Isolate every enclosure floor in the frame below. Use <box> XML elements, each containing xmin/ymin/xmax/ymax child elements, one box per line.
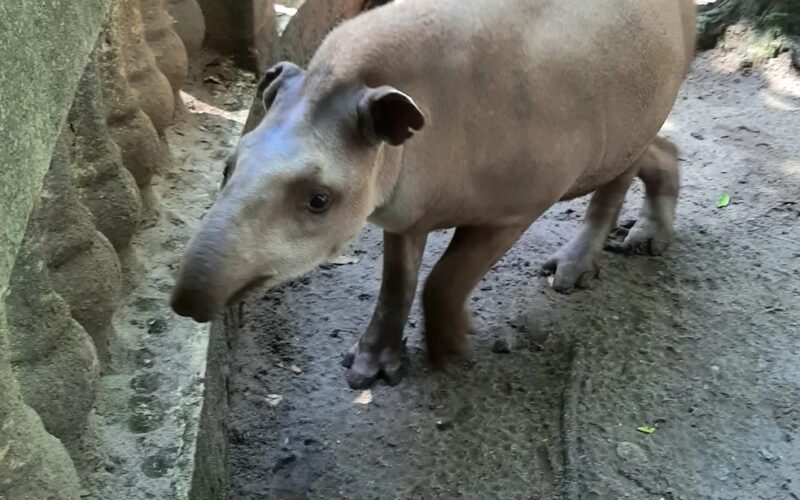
<box><xmin>216</xmin><ymin>49</ymin><xmax>800</xmax><ymax>499</ymax></box>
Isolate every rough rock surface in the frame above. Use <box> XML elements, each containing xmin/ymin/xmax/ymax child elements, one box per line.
<box><xmin>197</xmin><ymin>0</ymin><xmax>277</xmax><ymax>71</ymax></box>
<box><xmin>0</xmin><ymin>402</ymin><xmax>83</xmax><ymax>500</ymax></box>
<box><xmin>0</xmin><ymin>0</ymin><xmax>113</xmax><ymax>497</ymax></box>
<box><xmin>278</xmin><ymin>0</ymin><xmax>365</xmax><ymax>67</ymax></box>
<box><xmin>35</xmin><ymin>136</ymin><xmax>122</xmax><ymax>367</ymax></box>
<box><xmin>97</xmin><ymin>10</ymin><xmax>167</xmax><ymax>224</ymax></box>
<box><xmin>167</xmin><ymin>0</ymin><xmax>206</xmax><ymax>55</ymax></box>
<box><xmin>115</xmin><ymin>0</ymin><xmax>176</xmax><ymax>136</ymax></box>
<box><xmin>69</xmin><ymin>47</ymin><xmax>142</xmax><ymax>252</ymax></box>
<box><xmin>141</xmin><ymin>0</ymin><xmax>189</xmax><ymax>110</ymax></box>
<box><xmin>7</xmin><ymin>190</ymin><xmax>100</xmax><ymax>445</ymax></box>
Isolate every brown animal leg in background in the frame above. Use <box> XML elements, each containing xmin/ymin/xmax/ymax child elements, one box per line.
<box><xmin>616</xmin><ymin>136</ymin><xmax>681</xmax><ymax>255</ymax></box>
<box><xmin>343</xmin><ymin>231</ymin><xmax>427</xmax><ymax>389</ymax></box>
<box><xmin>543</xmin><ymin>165</ymin><xmax>639</xmax><ymax>293</ymax></box>
<box><xmin>423</xmin><ymin>225</ymin><xmax>528</xmax><ymax>368</ymax></box>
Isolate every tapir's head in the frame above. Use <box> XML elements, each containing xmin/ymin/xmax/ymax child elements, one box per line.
<box><xmin>170</xmin><ymin>62</ymin><xmax>424</xmax><ymax>322</ymax></box>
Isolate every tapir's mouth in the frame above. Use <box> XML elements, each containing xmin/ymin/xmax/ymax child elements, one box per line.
<box><xmin>226</xmin><ymin>275</ymin><xmax>272</xmax><ymax>306</ymax></box>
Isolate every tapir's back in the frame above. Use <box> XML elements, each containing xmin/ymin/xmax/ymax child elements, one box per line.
<box><xmin>310</xmin><ymin>0</ymin><xmax>694</xmax><ymax>229</ymax></box>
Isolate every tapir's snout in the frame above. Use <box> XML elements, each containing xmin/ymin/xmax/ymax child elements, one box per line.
<box><xmin>171</xmin><ymin>267</ymin><xmax>272</xmax><ymax>323</ymax></box>
<box><xmin>170</xmin><ymin>230</ymin><xmax>275</xmax><ymax>323</ymax></box>
<box><xmin>170</xmin><ymin>281</ymin><xmax>217</xmax><ymax>323</ymax></box>
<box><xmin>170</xmin><ymin>229</ymin><xmax>241</xmax><ymax>323</ymax></box>
<box><xmin>170</xmin><ymin>256</ymin><xmax>225</xmax><ymax>323</ymax></box>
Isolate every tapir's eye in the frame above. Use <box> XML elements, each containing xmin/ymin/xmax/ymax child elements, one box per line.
<box><xmin>307</xmin><ymin>192</ymin><xmax>332</xmax><ymax>213</ymax></box>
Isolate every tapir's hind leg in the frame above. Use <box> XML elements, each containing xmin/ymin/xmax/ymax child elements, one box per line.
<box><xmin>343</xmin><ymin>231</ymin><xmax>427</xmax><ymax>389</ymax></box>
<box><xmin>423</xmin><ymin>224</ymin><xmax>528</xmax><ymax>368</ymax></box>
<box><xmin>612</xmin><ymin>136</ymin><xmax>680</xmax><ymax>255</ymax></box>
<box><xmin>543</xmin><ymin>164</ymin><xmax>638</xmax><ymax>293</ymax></box>
<box><xmin>544</xmin><ymin>137</ymin><xmax>680</xmax><ymax>292</ymax></box>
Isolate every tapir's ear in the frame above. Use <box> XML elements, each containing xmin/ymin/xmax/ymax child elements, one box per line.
<box><xmin>258</xmin><ymin>61</ymin><xmax>304</xmax><ymax>110</ymax></box>
<box><xmin>357</xmin><ymin>86</ymin><xmax>425</xmax><ymax>146</ymax></box>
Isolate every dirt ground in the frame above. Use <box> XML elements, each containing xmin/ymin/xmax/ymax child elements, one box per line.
<box><xmin>185</xmin><ymin>38</ymin><xmax>800</xmax><ymax>500</ymax></box>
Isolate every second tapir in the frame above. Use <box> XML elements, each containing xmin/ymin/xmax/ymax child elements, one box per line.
<box><xmin>171</xmin><ymin>0</ymin><xmax>697</xmax><ymax>388</ymax></box>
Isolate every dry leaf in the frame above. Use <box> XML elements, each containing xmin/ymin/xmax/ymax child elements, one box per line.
<box><xmin>326</xmin><ymin>254</ymin><xmax>361</xmax><ymax>266</ymax></box>
<box><xmin>203</xmin><ymin>75</ymin><xmax>224</xmax><ymax>85</ymax></box>
<box><xmin>274</xmin><ymin>5</ymin><xmax>298</xmax><ymax>15</ymax></box>
<box><xmin>353</xmin><ymin>390</ymin><xmax>373</xmax><ymax>405</ymax></box>
<box><xmin>265</xmin><ymin>394</ymin><xmax>283</xmax><ymax>407</ymax></box>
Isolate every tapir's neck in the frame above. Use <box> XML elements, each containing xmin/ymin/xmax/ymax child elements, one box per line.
<box><xmin>370</xmin><ymin>143</ymin><xmax>404</xmax><ymax>217</ymax></box>
<box><xmin>308</xmin><ymin>0</ymin><xmax>436</xmax><ymax>232</ymax></box>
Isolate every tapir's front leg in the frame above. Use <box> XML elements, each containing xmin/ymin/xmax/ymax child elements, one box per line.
<box><xmin>342</xmin><ymin>231</ymin><xmax>427</xmax><ymax>389</ymax></box>
<box><xmin>423</xmin><ymin>225</ymin><xmax>529</xmax><ymax>367</ymax></box>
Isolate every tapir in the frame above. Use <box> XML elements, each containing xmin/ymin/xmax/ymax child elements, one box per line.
<box><xmin>171</xmin><ymin>0</ymin><xmax>697</xmax><ymax>388</ymax></box>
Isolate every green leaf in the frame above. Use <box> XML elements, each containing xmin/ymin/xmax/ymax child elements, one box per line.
<box><xmin>716</xmin><ymin>192</ymin><xmax>731</xmax><ymax>209</ymax></box>
<box><xmin>637</xmin><ymin>425</ymin><xmax>656</xmax><ymax>434</ymax></box>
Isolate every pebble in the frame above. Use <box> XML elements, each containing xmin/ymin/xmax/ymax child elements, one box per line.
<box><xmin>492</xmin><ymin>337</ymin><xmax>512</xmax><ymax>354</ymax></box>
<box><xmin>265</xmin><ymin>394</ymin><xmax>283</xmax><ymax>407</ymax></box>
<box><xmin>147</xmin><ymin>317</ymin><xmax>168</xmax><ymax>335</ymax></box>
<box><xmin>436</xmin><ymin>419</ymin><xmax>453</xmax><ymax>431</ymax></box>
<box><xmin>616</xmin><ymin>441</ymin><xmax>648</xmax><ymax>464</ymax></box>
<box><xmin>759</xmin><ymin>447</ymin><xmax>780</xmax><ymax>462</ymax></box>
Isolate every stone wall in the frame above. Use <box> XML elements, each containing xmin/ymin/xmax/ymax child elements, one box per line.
<box><xmin>0</xmin><ymin>0</ymin><xmax>190</xmax><ymax>498</ymax></box>
<box><xmin>1</xmin><ymin>1</ymin><xmax>391</xmax><ymax>498</ymax></box>
<box><xmin>0</xmin><ymin>2</ymin><xmax>112</xmax><ymax>497</ymax></box>
<box><xmin>196</xmin><ymin>0</ymin><xmax>277</xmax><ymax>71</ymax></box>
<box><xmin>240</xmin><ymin>0</ymin><xmax>387</xmax><ymax>135</ymax></box>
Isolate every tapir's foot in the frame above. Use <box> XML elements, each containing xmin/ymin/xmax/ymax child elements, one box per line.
<box><xmin>608</xmin><ymin>137</ymin><xmax>679</xmax><ymax>256</ymax></box>
<box><xmin>609</xmin><ymin>216</ymin><xmax>674</xmax><ymax>255</ymax></box>
<box><xmin>424</xmin><ymin>308</ymin><xmax>471</xmax><ymax>369</ymax></box>
<box><xmin>607</xmin><ymin>195</ymin><xmax>676</xmax><ymax>256</ymax></box>
<box><xmin>541</xmin><ymin>241</ymin><xmax>599</xmax><ymax>294</ymax></box>
<box><xmin>342</xmin><ymin>338</ymin><xmax>405</xmax><ymax>389</ymax></box>
<box><xmin>426</xmin><ymin>330</ymin><xmax>470</xmax><ymax>370</ymax></box>
<box><xmin>422</xmin><ymin>225</ymin><xmax>527</xmax><ymax>368</ymax></box>
<box><xmin>543</xmin><ymin>163</ymin><xmax>638</xmax><ymax>294</ymax></box>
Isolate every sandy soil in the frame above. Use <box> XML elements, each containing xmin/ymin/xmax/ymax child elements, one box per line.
<box><xmin>205</xmin><ymin>39</ymin><xmax>800</xmax><ymax>500</ymax></box>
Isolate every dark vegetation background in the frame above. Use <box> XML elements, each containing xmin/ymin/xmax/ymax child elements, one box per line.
<box><xmin>698</xmin><ymin>0</ymin><xmax>800</xmax><ymax>66</ymax></box>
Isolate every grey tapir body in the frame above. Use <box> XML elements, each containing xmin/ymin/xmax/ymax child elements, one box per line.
<box><xmin>171</xmin><ymin>0</ymin><xmax>697</xmax><ymax>388</ymax></box>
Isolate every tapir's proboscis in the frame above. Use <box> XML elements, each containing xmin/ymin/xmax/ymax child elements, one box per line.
<box><xmin>171</xmin><ymin>0</ymin><xmax>697</xmax><ymax>388</ymax></box>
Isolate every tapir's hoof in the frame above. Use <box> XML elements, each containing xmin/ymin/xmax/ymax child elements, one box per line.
<box><xmin>605</xmin><ymin>218</ymin><xmax>673</xmax><ymax>256</ymax></box>
<box><xmin>341</xmin><ymin>340</ymin><xmax>406</xmax><ymax>389</ymax></box>
<box><xmin>541</xmin><ymin>252</ymin><xmax>599</xmax><ymax>294</ymax></box>
<box><xmin>426</xmin><ymin>336</ymin><xmax>470</xmax><ymax>370</ymax></box>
